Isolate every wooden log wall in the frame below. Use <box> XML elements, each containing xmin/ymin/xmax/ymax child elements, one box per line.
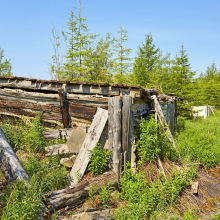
<box><xmin>0</xmin><ymin>77</ymin><xmax>151</xmax><ymax>130</ymax></box>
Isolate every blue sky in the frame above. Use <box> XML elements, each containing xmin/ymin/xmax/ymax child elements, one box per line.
<box><xmin>0</xmin><ymin>0</ymin><xmax>219</xmax><ymax>80</ymax></box>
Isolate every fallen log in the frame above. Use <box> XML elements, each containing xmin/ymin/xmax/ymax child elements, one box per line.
<box><xmin>45</xmin><ymin>171</ymin><xmax>118</xmax><ymax>212</ymax></box>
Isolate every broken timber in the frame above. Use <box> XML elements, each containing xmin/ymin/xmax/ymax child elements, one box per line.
<box><xmin>69</xmin><ymin>107</ymin><xmax>108</xmax><ymax>186</ymax></box>
<box><xmin>0</xmin><ymin>76</ymin><xmax>150</xmax><ymax>130</ymax></box>
<box><xmin>45</xmin><ymin>171</ymin><xmax>118</xmax><ymax>212</ymax></box>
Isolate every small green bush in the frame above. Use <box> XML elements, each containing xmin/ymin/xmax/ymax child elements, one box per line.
<box><xmin>1</xmin><ymin>115</ymin><xmax>64</xmax><ymax>153</ymax></box>
<box><xmin>137</xmin><ymin>115</ymin><xmax>178</xmax><ymax>163</ymax></box>
<box><xmin>99</xmin><ymin>184</ymin><xmax>114</xmax><ymax>208</ymax></box>
<box><xmin>24</xmin><ymin>154</ymin><xmax>68</xmax><ymax>192</ymax></box>
<box><xmin>88</xmin><ymin>143</ymin><xmax>111</xmax><ymax>176</ymax></box>
<box><xmin>113</xmin><ymin>165</ymin><xmax>196</xmax><ymax>220</ymax></box>
<box><xmin>1</xmin><ymin>177</ymin><xmax>45</xmax><ymax>220</ymax></box>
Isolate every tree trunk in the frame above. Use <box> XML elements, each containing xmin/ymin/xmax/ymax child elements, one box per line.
<box><xmin>45</xmin><ymin>171</ymin><xmax>118</xmax><ymax>212</ymax></box>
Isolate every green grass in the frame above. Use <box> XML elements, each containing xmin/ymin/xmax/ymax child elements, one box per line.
<box><xmin>0</xmin><ymin>115</ymin><xmax>68</xmax><ymax>220</ymax></box>
<box><xmin>175</xmin><ymin>110</ymin><xmax>220</xmax><ymax>167</ymax></box>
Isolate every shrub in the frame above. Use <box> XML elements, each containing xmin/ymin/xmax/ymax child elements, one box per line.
<box><xmin>1</xmin><ymin>115</ymin><xmax>64</xmax><ymax>153</ymax></box>
<box><xmin>24</xmin><ymin>154</ymin><xmax>68</xmax><ymax>192</ymax></box>
<box><xmin>1</xmin><ymin>177</ymin><xmax>45</xmax><ymax>220</ymax></box>
<box><xmin>137</xmin><ymin>115</ymin><xmax>178</xmax><ymax>163</ymax></box>
<box><xmin>88</xmin><ymin>143</ymin><xmax>111</xmax><ymax>176</ymax></box>
<box><xmin>113</xmin><ymin>165</ymin><xmax>196</xmax><ymax>220</ymax></box>
<box><xmin>99</xmin><ymin>184</ymin><xmax>114</xmax><ymax>208</ymax></box>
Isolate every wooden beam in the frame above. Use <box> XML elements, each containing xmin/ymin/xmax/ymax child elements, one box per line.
<box><xmin>122</xmin><ymin>96</ymin><xmax>133</xmax><ymax>166</ymax></box>
<box><xmin>69</xmin><ymin>107</ymin><xmax>108</xmax><ymax>186</ymax></box>
<box><xmin>108</xmin><ymin>96</ymin><xmax>122</xmax><ymax>175</ymax></box>
<box><xmin>58</xmin><ymin>88</ymin><xmax>70</xmax><ymax>128</ymax></box>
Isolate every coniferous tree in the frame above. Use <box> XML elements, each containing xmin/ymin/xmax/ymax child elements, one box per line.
<box><xmin>114</xmin><ymin>24</ymin><xmax>132</xmax><ymax>83</ymax></box>
<box><xmin>62</xmin><ymin>0</ymin><xmax>97</xmax><ymax>81</ymax></box>
<box><xmin>0</xmin><ymin>47</ymin><xmax>12</xmax><ymax>76</ymax></box>
<box><xmin>163</xmin><ymin>45</ymin><xmax>195</xmax><ymax>119</ymax></box>
<box><xmin>133</xmin><ymin>33</ymin><xmax>159</xmax><ymax>87</ymax></box>
<box><xmin>87</xmin><ymin>32</ymin><xmax>114</xmax><ymax>82</ymax></box>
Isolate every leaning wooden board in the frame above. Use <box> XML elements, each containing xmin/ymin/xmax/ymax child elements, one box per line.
<box><xmin>69</xmin><ymin>107</ymin><xmax>108</xmax><ymax>186</ymax></box>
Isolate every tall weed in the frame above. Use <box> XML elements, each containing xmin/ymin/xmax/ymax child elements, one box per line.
<box><xmin>1</xmin><ymin>115</ymin><xmax>64</xmax><ymax>153</ymax></box>
<box><xmin>176</xmin><ymin>110</ymin><xmax>220</xmax><ymax>167</ymax></box>
<box><xmin>114</xmin><ymin>165</ymin><xmax>196</xmax><ymax>220</ymax></box>
<box><xmin>137</xmin><ymin>115</ymin><xmax>178</xmax><ymax>163</ymax></box>
<box><xmin>1</xmin><ymin>177</ymin><xmax>45</xmax><ymax>220</ymax></box>
<box><xmin>88</xmin><ymin>143</ymin><xmax>111</xmax><ymax>175</ymax></box>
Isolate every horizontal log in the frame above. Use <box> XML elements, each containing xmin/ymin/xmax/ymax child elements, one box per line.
<box><xmin>0</xmin><ymin>77</ymin><xmax>143</xmax><ymax>97</ymax></box>
<box><xmin>45</xmin><ymin>144</ymin><xmax>71</xmax><ymax>156</ymax></box>
<box><xmin>45</xmin><ymin>171</ymin><xmax>118</xmax><ymax>212</ymax></box>
<box><xmin>44</xmin><ymin>127</ymin><xmax>87</xmax><ymax>140</ymax></box>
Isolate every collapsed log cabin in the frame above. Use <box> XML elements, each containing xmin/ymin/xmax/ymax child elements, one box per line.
<box><xmin>0</xmin><ymin>76</ymin><xmax>179</xmax><ymax>172</ymax></box>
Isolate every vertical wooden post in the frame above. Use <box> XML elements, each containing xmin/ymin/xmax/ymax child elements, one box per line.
<box><xmin>108</xmin><ymin>96</ymin><xmax>122</xmax><ymax>175</ymax></box>
<box><xmin>58</xmin><ymin>89</ymin><xmax>70</xmax><ymax>128</ymax></box>
<box><xmin>122</xmin><ymin>96</ymin><xmax>133</xmax><ymax>167</ymax></box>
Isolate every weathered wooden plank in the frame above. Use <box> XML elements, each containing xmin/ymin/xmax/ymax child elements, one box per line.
<box><xmin>0</xmin><ymin>127</ymin><xmax>30</xmax><ymax>183</ymax></box>
<box><xmin>69</xmin><ymin>107</ymin><xmax>108</xmax><ymax>186</ymax></box>
<box><xmin>108</xmin><ymin>96</ymin><xmax>122</xmax><ymax>175</ymax></box>
<box><xmin>122</xmin><ymin>96</ymin><xmax>132</xmax><ymax>165</ymax></box>
<box><xmin>45</xmin><ymin>171</ymin><xmax>118</xmax><ymax>212</ymax></box>
<box><xmin>58</xmin><ymin>89</ymin><xmax>70</xmax><ymax>128</ymax></box>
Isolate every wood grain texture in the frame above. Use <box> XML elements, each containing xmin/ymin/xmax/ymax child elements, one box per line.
<box><xmin>69</xmin><ymin>107</ymin><xmax>108</xmax><ymax>186</ymax></box>
<box><xmin>45</xmin><ymin>171</ymin><xmax>118</xmax><ymax>212</ymax></box>
<box><xmin>122</xmin><ymin>96</ymin><xmax>133</xmax><ymax>165</ymax></box>
<box><xmin>108</xmin><ymin>97</ymin><xmax>122</xmax><ymax>175</ymax></box>
<box><xmin>58</xmin><ymin>89</ymin><xmax>70</xmax><ymax>128</ymax></box>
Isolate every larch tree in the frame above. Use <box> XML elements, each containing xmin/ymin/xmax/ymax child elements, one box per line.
<box><xmin>133</xmin><ymin>33</ymin><xmax>160</xmax><ymax>87</ymax></box>
<box><xmin>86</xmin><ymin>32</ymin><xmax>114</xmax><ymax>83</ymax></box>
<box><xmin>62</xmin><ymin>0</ymin><xmax>97</xmax><ymax>81</ymax></box>
<box><xmin>114</xmin><ymin>24</ymin><xmax>132</xmax><ymax>83</ymax></box>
